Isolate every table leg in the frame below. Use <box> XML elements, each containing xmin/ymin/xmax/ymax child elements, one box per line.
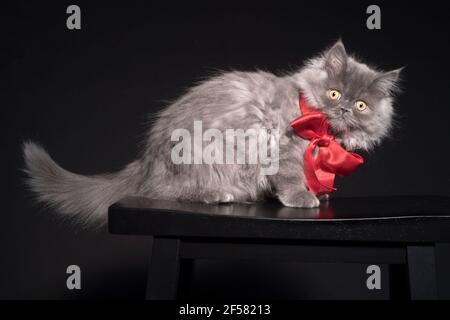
<box><xmin>406</xmin><ymin>245</ymin><xmax>437</xmax><ymax>300</ymax></box>
<box><xmin>146</xmin><ymin>238</ymin><xmax>181</xmax><ymax>300</ymax></box>
<box><xmin>435</xmin><ymin>243</ymin><xmax>450</xmax><ymax>299</ymax></box>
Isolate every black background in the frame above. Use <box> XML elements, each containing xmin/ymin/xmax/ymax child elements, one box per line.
<box><xmin>2</xmin><ymin>0</ymin><xmax>450</xmax><ymax>299</ymax></box>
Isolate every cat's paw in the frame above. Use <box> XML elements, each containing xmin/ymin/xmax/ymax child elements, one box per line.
<box><xmin>318</xmin><ymin>194</ymin><xmax>330</xmax><ymax>202</ymax></box>
<box><xmin>202</xmin><ymin>191</ymin><xmax>234</xmax><ymax>204</ymax></box>
<box><xmin>279</xmin><ymin>190</ymin><xmax>320</xmax><ymax>208</ymax></box>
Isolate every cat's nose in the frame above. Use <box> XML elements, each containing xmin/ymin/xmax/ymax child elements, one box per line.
<box><xmin>340</xmin><ymin>107</ymin><xmax>350</xmax><ymax>114</ymax></box>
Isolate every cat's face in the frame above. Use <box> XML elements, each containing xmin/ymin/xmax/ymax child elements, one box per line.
<box><xmin>295</xmin><ymin>41</ymin><xmax>402</xmax><ymax>151</ymax></box>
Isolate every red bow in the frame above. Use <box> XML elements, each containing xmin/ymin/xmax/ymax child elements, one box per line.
<box><xmin>289</xmin><ymin>94</ymin><xmax>364</xmax><ymax>195</ymax></box>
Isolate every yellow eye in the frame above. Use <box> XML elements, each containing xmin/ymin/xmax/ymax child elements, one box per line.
<box><xmin>355</xmin><ymin>100</ymin><xmax>367</xmax><ymax>111</ymax></box>
<box><xmin>327</xmin><ymin>89</ymin><xmax>341</xmax><ymax>101</ymax></box>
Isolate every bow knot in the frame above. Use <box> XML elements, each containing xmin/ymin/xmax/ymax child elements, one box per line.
<box><xmin>289</xmin><ymin>95</ymin><xmax>364</xmax><ymax>195</ymax></box>
<box><xmin>315</xmin><ymin>134</ymin><xmax>334</xmax><ymax>147</ymax></box>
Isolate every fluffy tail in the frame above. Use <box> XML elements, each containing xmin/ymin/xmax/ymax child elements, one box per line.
<box><xmin>22</xmin><ymin>142</ymin><xmax>141</xmax><ymax>225</ymax></box>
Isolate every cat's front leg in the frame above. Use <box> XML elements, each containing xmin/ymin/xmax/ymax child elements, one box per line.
<box><xmin>277</xmin><ymin>186</ymin><xmax>320</xmax><ymax>208</ymax></box>
<box><xmin>270</xmin><ymin>143</ymin><xmax>320</xmax><ymax>208</ymax></box>
<box><xmin>271</xmin><ymin>134</ymin><xmax>320</xmax><ymax>208</ymax></box>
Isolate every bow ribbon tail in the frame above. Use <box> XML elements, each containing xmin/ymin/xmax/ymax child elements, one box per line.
<box><xmin>303</xmin><ymin>142</ymin><xmax>336</xmax><ymax>196</ymax></box>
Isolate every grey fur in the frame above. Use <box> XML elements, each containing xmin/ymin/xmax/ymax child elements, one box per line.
<box><xmin>23</xmin><ymin>40</ymin><xmax>402</xmax><ymax>224</ymax></box>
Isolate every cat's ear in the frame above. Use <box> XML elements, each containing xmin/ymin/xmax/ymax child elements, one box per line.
<box><xmin>373</xmin><ymin>67</ymin><xmax>404</xmax><ymax>96</ymax></box>
<box><xmin>324</xmin><ymin>40</ymin><xmax>348</xmax><ymax>75</ymax></box>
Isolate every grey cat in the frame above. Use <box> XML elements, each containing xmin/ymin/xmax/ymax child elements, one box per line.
<box><xmin>23</xmin><ymin>40</ymin><xmax>402</xmax><ymax>225</ymax></box>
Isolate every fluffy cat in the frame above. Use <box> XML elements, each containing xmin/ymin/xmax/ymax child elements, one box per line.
<box><xmin>23</xmin><ymin>40</ymin><xmax>402</xmax><ymax>224</ymax></box>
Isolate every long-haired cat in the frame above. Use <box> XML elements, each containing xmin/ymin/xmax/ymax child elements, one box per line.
<box><xmin>23</xmin><ymin>40</ymin><xmax>402</xmax><ymax>225</ymax></box>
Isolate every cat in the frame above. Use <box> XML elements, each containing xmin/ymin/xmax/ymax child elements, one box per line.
<box><xmin>23</xmin><ymin>40</ymin><xmax>402</xmax><ymax>225</ymax></box>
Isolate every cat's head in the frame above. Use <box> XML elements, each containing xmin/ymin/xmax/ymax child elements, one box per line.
<box><xmin>294</xmin><ymin>40</ymin><xmax>402</xmax><ymax>151</ymax></box>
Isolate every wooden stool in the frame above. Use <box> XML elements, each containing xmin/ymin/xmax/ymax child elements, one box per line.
<box><xmin>108</xmin><ymin>196</ymin><xmax>450</xmax><ymax>300</ymax></box>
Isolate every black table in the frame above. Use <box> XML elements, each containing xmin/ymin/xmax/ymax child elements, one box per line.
<box><xmin>108</xmin><ymin>196</ymin><xmax>450</xmax><ymax>300</ymax></box>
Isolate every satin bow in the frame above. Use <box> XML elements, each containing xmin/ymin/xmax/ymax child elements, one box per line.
<box><xmin>289</xmin><ymin>95</ymin><xmax>364</xmax><ymax>195</ymax></box>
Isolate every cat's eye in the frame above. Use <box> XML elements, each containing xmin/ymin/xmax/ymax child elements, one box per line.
<box><xmin>355</xmin><ymin>100</ymin><xmax>367</xmax><ymax>111</ymax></box>
<box><xmin>327</xmin><ymin>89</ymin><xmax>341</xmax><ymax>101</ymax></box>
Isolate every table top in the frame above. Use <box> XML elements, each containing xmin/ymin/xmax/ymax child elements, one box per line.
<box><xmin>108</xmin><ymin>196</ymin><xmax>450</xmax><ymax>243</ymax></box>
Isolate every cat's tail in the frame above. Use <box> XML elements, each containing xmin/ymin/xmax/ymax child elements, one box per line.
<box><xmin>22</xmin><ymin>141</ymin><xmax>142</xmax><ymax>226</ymax></box>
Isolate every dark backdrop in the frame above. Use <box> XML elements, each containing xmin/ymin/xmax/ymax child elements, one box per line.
<box><xmin>2</xmin><ymin>1</ymin><xmax>450</xmax><ymax>299</ymax></box>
